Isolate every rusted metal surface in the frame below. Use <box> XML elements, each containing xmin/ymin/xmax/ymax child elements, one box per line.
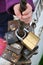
<box><xmin>6</xmin><ymin>43</ymin><xmax>23</xmax><ymax>55</ymax></box>
<box><xmin>2</xmin><ymin>49</ymin><xmax>21</xmax><ymax>64</ymax></box>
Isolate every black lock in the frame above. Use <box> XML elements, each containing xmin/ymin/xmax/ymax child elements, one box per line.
<box><xmin>4</xmin><ymin>31</ymin><xmax>18</xmax><ymax>45</ymax></box>
<box><xmin>23</xmin><ymin>46</ymin><xmax>38</xmax><ymax>60</ymax></box>
<box><xmin>23</xmin><ymin>49</ymin><xmax>30</xmax><ymax>56</ymax></box>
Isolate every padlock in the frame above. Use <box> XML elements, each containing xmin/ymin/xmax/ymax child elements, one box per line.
<box><xmin>2</xmin><ymin>49</ymin><xmax>21</xmax><ymax>63</ymax></box>
<box><xmin>15</xmin><ymin>30</ymin><xmax>40</xmax><ymax>51</ymax></box>
<box><xmin>11</xmin><ymin>43</ymin><xmax>23</xmax><ymax>55</ymax></box>
<box><xmin>8</xmin><ymin>20</ymin><xmax>18</xmax><ymax>31</ymax></box>
<box><xmin>16</xmin><ymin>57</ymin><xmax>31</xmax><ymax>65</ymax></box>
<box><xmin>22</xmin><ymin>48</ymin><xmax>30</xmax><ymax>57</ymax></box>
<box><xmin>22</xmin><ymin>32</ymin><xmax>40</xmax><ymax>50</ymax></box>
<box><xmin>6</xmin><ymin>43</ymin><xmax>23</xmax><ymax>55</ymax></box>
<box><xmin>4</xmin><ymin>31</ymin><xmax>18</xmax><ymax>45</ymax></box>
<box><xmin>22</xmin><ymin>46</ymin><xmax>38</xmax><ymax>60</ymax></box>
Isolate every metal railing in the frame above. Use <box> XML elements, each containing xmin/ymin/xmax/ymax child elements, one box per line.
<box><xmin>32</xmin><ymin>0</ymin><xmax>43</xmax><ymax>23</ymax></box>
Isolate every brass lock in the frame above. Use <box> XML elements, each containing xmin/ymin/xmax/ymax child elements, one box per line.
<box><xmin>15</xmin><ymin>30</ymin><xmax>40</xmax><ymax>51</ymax></box>
<box><xmin>22</xmin><ymin>32</ymin><xmax>40</xmax><ymax>51</ymax></box>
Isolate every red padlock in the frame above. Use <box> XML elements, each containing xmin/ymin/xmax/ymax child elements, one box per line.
<box><xmin>0</xmin><ymin>38</ymin><xmax>7</xmax><ymax>56</ymax></box>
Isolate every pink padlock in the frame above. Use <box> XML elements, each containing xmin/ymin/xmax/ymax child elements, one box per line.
<box><xmin>0</xmin><ymin>38</ymin><xmax>7</xmax><ymax>56</ymax></box>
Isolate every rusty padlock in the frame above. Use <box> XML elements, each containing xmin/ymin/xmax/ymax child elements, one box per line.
<box><xmin>8</xmin><ymin>20</ymin><xmax>18</xmax><ymax>31</ymax></box>
<box><xmin>15</xmin><ymin>29</ymin><xmax>40</xmax><ymax>51</ymax></box>
<box><xmin>2</xmin><ymin>49</ymin><xmax>21</xmax><ymax>63</ymax></box>
<box><xmin>16</xmin><ymin>57</ymin><xmax>31</xmax><ymax>65</ymax></box>
<box><xmin>16</xmin><ymin>60</ymin><xmax>31</xmax><ymax>65</ymax></box>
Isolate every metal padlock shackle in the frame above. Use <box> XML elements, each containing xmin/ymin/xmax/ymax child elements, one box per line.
<box><xmin>24</xmin><ymin>28</ymin><xmax>29</xmax><ymax>33</ymax></box>
<box><xmin>15</xmin><ymin>29</ymin><xmax>26</xmax><ymax>41</ymax></box>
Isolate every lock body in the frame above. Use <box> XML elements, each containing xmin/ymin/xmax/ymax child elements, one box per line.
<box><xmin>4</xmin><ymin>31</ymin><xmax>18</xmax><ymax>45</ymax></box>
<box><xmin>22</xmin><ymin>32</ymin><xmax>40</xmax><ymax>51</ymax></box>
<box><xmin>2</xmin><ymin>49</ymin><xmax>21</xmax><ymax>63</ymax></box>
